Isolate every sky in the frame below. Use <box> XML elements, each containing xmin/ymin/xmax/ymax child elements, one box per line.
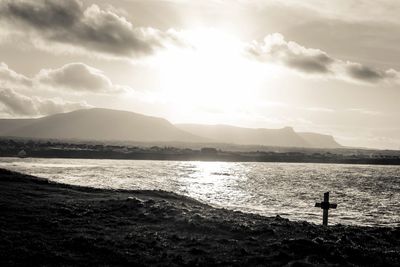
<box><xmin>0</xmin><ymin>0</ymin><xmax>399</xmax><ymax>149</ymax></box>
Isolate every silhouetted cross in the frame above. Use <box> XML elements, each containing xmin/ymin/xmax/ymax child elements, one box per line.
<box><xmin>315</xmin><ymin>192</ymin><xmax>337</xmax><ymax>226</ymax></box>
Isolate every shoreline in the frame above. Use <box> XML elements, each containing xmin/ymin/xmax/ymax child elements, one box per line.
<box><xmin>0</xmin><ymin>168</ymin><xmax>399</xmax><ymax>266</ymax></box>
<box><xmin>2</xmin><ymin>155</ymin><xmax>400</xmax><ymax>167</ymax></box>
<box><xmin>2</xmin><ymin>138</ymin><xmax>400</xmax><ymax>166</ymax></box>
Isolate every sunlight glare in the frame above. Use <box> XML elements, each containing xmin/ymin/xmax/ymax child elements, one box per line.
<box><xmin>156</xmin><ymin>28</ymin><xmax>271</xmax><ymax>113</ymax></box>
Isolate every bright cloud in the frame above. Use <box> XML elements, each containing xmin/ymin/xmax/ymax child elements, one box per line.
<box><xmin>0</xmin><ymin>61</ymin><xmax>129</xmax><ymax>94</ymax></box>
<box><xmin>36</xmin><ymin>63</ymin><xmax>127</xmax><ymax>93</ymax></box>
<box><xmin>0</xmin><ymin>88</ymin><xmax>90</xmax><ymax>117</ymax></box>
<box><xmin>0</xmin><ymin>63</ymin><xmax>32</xmax><ymax>87</ymax></box>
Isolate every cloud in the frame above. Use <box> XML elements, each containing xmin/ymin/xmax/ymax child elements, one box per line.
<box><xmin>271</xmin><ymin>0</ymin><xmax>400</xmax><ymax>25</ymax></box>
<box><xmin>0</xmin><ymin>88</ymin><xmax>90</xmax><ymax>117</ymax></box>
<box><xmin>0</xmin><ymin>62</ymin><xmax>121</xmax><ymax>117</ymax></box>
<box><xmin>0</xmin><ymin>62</ymin><xmax>32</xmax><ymax>87</ymax></box>
<box><xmin>247</xmin><ymin>33</ymin><xmax>334</xmax><ymax>74</ymax></box>
<box><xmin>247</xmin><ymin>33</ymin><xmax>400</xmax><ymax>84</ymax></box>
<box><xmin>305</xmin><ymin>107</ymin><xmax>335</xmax><ymax>113</ymax></box>
<box><xmin>0</xmin><ymin>0</ymin><xmax>184</xmax><ymax>58</ymax></box>
<box><xmin>347</xmin><ymin>108</ymin><xmax>382</xmax><ymax>116</ymax></box>
<box><xmin>0</xmin><ymin>61</ymin><xmax>128</xmax><ymax>94</ymax></box>
<box><xmin>345</xmin><ymin>62</ymin><xmax>398</xmax><ymax>83</ymax></box>
<box><xmin>36</xmin><ymin>63</ymin><xmax>126</xmax><ymax>93</ymax></box>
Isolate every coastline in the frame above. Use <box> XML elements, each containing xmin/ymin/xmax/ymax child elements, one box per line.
<box><xmin>2</xmin><ymin>153</ymin><xmax>400</xmax><ymax>166</ymax></box>
<box><xmin>0</xmin><ymin>168</ymin><xmax>399</xmax><ymax>266</ymax></box>
<box><xmin>2</xmin><ymin>138</ymin><xmax>400</xmax><ymax>166</ymax></box>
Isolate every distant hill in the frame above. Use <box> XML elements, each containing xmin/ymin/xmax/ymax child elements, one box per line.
<box><xmin>176</xmin><ymin>124</ymin><xmax>342</xmax><ymax>148</ymax></box>
<box><xmin>0</xmin><ymin>108</ymin><xmax>205</xmax><ymax>143</ymax></box>
<box><xmin>0</xmin><ymin>108</ymin><xmax>342</xmax><ymax>148</ymax></box>
<box><xmin>297</xmin><ymin>132</ymin><xmax>341</xmax><ymax>149</ymax></box>
<box><xmin>0</xmin><ymin>119</ymin><xmax>35</xmax><ymax>135</ymax></box>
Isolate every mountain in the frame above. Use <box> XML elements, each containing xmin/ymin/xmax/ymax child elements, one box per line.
<box><xmin>0</xmin><ymin>119</ymin><xmax>35</xmax><ymax>135</ymax></box>
<box><xmin>298</xmin><ymin>132</ymin><xmax>341</xmax><ymax>149</ymax></box>
<box><xmin>176</xmin><ymin>124</ymin><xmax>342</xmax><ymax>148</ymax></box>
<box><xmin>0</xmin><ymin>108</ymin><xmax>342</xmax><ymax>148</ymax></box>
<box><xmin>0</xmin><ymin>108</ymin><xmax>205</xmax><ymax>143</ymax></box>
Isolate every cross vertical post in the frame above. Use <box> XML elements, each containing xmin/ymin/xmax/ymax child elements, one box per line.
<box><xmin>322</xmin><ymin>192</ymin><xmax>329</xmax><ymax>226</ymax></box>
<box><xmin>315</xmin><ymin>191</ymin><xmax>337</xmax><ymax>226</ymax></box>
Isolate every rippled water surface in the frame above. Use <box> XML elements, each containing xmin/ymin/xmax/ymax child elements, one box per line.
<box><xmin>1</xmin><ymin>157</ymin><xmax>399</xmax><ymax>227</ymax></box>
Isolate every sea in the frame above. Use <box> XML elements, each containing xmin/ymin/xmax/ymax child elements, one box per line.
<box><xmin>1</xmin><ymin>157</ymin><xmax>399</xmax><ymax>227</ymax></box>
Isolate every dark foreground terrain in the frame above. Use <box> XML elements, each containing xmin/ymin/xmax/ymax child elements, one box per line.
<box><xmin>0</xmin><ymin>169</ymin><xmax>399</xmax><ymax>266</ymax></box>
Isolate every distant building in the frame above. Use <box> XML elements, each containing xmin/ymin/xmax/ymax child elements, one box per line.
<box><xmin>17</xmin><ymin>150</ymin><xmax>27</xmax><ymax>158</ymax></box>
<box><xmin>201</xmin><ymin>147</ymin><xmax>218</xmax><ymax>154</ymax></box>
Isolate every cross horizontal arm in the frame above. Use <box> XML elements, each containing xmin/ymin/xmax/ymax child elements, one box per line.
<box><xmin>315</xmin><ymin>202</ymin><xmax>337</xmax><ymax>209</ymax></box>
<box><xmin>329</xmin><ymin>203</ymin><xmax>337</xmax><ymax>209</ymax></box>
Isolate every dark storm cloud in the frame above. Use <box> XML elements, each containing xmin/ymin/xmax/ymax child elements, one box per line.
<box><xmin>0</xmin><ymin>88</ymin><xmax>89</xmax><ymax>117</ymax></box>
<box><xmin>247</xmin><ymin>33</ymin><xmax>399</xmax><ymax>84</ymax></box>
<box><xmin>0</xmin><ymin>0</ymin><xmax>183</xmax><ymax>58</ymax></box>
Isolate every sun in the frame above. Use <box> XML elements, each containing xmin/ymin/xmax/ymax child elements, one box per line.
<box><xmin>154</xmin><ymin>28</ymin><xmax>269</xmax><ymax>117</ymax></box>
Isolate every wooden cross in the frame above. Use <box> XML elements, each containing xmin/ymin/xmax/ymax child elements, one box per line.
<box><xmin>315</xmin><ymin>192</ymin><xmax>337</xmax><ymax>226</ymax></box>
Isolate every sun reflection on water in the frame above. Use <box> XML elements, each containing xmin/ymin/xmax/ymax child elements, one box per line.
<box><xmin>1</xmin><ymin>158</ymin><xmax>399</xmax><ymax>226</ymax></box>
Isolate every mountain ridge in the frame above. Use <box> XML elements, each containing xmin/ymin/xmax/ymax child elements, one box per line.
<box><xmin>0</xmin><ymin>108</ymin><xmax>205</xmax><ymax>143</ymax></box>
<box><xmin>0</xmin><ymin>108</ymin><xmax>341</xmax><ymax>148</ymax></box>
<box><xmin>176</xmin><ymin>123</ymin><xmax>341</xmax><ymax>148</ymax></box>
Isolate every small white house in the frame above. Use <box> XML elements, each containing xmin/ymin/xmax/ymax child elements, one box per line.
<box><xmin>17</xmin><ymin>150</ymin><xmax>27</xmax><ymax>158</ymax></box>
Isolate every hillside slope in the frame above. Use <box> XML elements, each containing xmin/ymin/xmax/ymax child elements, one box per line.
<box><xmin>0</xmin><ymin>108</ymin><xmax>204</xmax><ymax>143</ymax></box>
<box><xmin>0</xmin><ymin>108</ymin><xmax>341</xmax><ymax>148</ymax></box>
<box><xmin>176</xmin><ymin>124</ymin><xmax>341</xmax><ymax>148</ymax></box>
<box><xmin>298</xmin><ymin>132</ymin><xmax>341</xmax><ymax>149</ymax></box>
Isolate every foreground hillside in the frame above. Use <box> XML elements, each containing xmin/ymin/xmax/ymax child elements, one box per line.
<box><xmin>0</xmin><ymin>169</ymin><xmax>399</xmax><ymax>266</ymax></box>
